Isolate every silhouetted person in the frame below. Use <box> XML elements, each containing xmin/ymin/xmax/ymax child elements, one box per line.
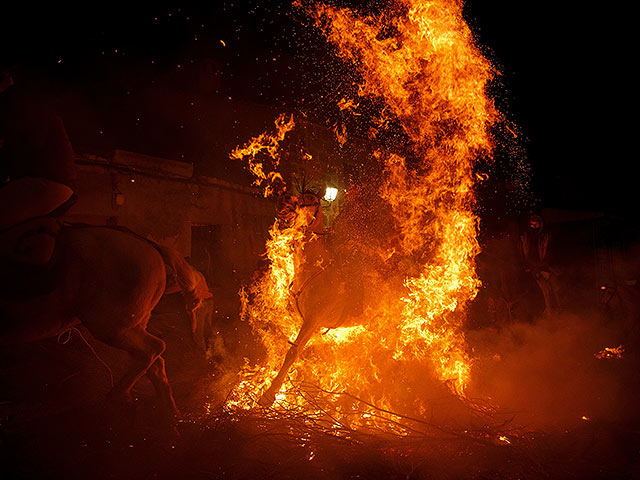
<box><xmin>0</xmin><ymin>71</ymin><xmax>77</xmax><ymax>265</ymax></box>
<box><xmin>520</xmin><ymin>214</ymin><xmax>561</xmax><ymax>315</ymax></box>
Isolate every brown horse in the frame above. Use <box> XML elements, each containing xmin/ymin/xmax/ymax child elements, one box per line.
<box><xmin>0</xmin><ymin>223</ymin><xmax>208</xmax><ymax>418</ymax></box>
<box><xmin>258</xmin><ymin>192</ymin><xmax>378</xmax><ymax>406</ymax></box>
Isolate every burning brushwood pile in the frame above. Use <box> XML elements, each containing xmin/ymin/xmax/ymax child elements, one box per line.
<box><xmin>226</xmin><ymin>0</ymin><xmax>501</xmax><ymax>435</ymax></box>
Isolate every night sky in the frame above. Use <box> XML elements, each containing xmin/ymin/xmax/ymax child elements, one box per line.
<box><xmin>1</xmin><ymin>1</ymin><xmax>632</xmax><ymax>216</ymax></box>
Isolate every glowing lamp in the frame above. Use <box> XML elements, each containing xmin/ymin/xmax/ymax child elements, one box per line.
<box><xmin>323</xmin><ymin>186</ymin><xmax>338</xmax><ymax>202</ymax></box>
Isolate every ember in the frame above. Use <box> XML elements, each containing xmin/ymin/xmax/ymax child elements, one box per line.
<box><xmin>595</xmin><ymin>345</ymin><xmax>624</xmax><ymax>360</ymax></box>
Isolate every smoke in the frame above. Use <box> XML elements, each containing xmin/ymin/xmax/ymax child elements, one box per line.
<box><xmin>467</xmin><ymin>311</ymin><xmax>639</xmax><ymax>431</ymax></box>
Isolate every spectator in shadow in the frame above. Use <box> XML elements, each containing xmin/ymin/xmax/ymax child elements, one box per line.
<box><xmin>520</xmin><ymin>214</ymin><xmax>562</xmax><ymax>316</ymax></box>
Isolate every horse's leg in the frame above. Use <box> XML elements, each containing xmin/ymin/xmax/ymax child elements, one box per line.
<box><xmin>145</xmin><ymin>355</ymin><xmax>180</xmax><ymax>417</ymax></box>
<box><xmin>103</xmin><ymin>325</ymin><xmax>167</xmax><ymax>404</ymax></box>
<box><xmin>258</xmin><ymin>319</ymin><xmax>317</xmax><ymax>407</ymax></box>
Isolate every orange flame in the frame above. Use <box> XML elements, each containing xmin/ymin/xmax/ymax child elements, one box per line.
<box><xmin>315</xmin><ymin>0</ymin><xmax>496</xmax><ymax>393</ymax></box>
<box><xmin>230</xmin><ymin>113</ymin><xmax>295</xmax><ymax>197</ymax></box>
<box><xmin>232</xmin><ymin>219</ymin><xmax>308</xmax><ymax>404</ymax></box>
<box><xmin>337</xmin><ymin>97</ymin><xmax>358</xmax><ymax>112</ymax></box>
<box><xmin>227</xmin><ymin>0</ymin><xmax>499</xmax><ymax>428</ymax></box>
<box><xmin>333</xmin><ymin>122</ymin><xmax>348</xmax><ymax>147</ymax></box>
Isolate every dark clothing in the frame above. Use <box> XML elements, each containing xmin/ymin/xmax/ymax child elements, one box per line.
<box><xmin>521</xmin><ymin>228</ymin><xmax>550</xmax><ymax>271</ymax></box>
<box><xmin>520</xmin><ymin>226</ymin><xmax>561</xmax><ymax>311</ymax></box>
<box><xmin>0</xmin><ymin>86</ymin><xmax>76</xmax><ymax>188</ymax></box>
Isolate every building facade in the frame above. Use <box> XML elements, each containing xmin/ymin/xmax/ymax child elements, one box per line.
<box><xmin>65</xmin><ymin>149</ymin><xmax>275</xmax><ymax>292</ymax></box>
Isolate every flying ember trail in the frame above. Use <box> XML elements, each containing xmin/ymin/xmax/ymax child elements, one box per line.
<box><xmin>227</xmin><ymin>0</ymin><xmax>499</xmax><ymax>429</ymax></box>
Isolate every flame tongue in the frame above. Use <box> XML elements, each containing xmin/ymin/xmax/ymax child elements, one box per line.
<box><xmin>230</xmin><ymin>114</ymin><xmax>295</xmax><ymax>197</ymax></box>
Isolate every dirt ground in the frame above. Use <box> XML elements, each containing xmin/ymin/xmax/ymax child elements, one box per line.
<box><xmin>2</xmin><ymin>294</ymin><xmax>640</xmax><ymax>479</ymax></box>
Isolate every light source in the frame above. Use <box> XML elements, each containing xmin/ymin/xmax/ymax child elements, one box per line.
<box><xmin>323</xmin><ymin>186</ymin><xmax>338</xmax><ymax>202</ymax></box>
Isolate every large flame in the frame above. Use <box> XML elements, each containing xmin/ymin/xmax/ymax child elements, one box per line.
<box><xmin>226</xmin><ymin>0</ymin><xmax>498</xmax><ymax>430</ymax></box>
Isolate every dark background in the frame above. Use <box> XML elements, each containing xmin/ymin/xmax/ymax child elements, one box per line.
<box><xmin>0</xmin><ymin>1</ymin><xmax>632</xmax><ymax>215</ymax></box>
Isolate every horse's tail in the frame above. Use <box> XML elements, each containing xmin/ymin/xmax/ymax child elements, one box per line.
<box><xmin>156</xmin><ymin>245</ymin><xmax>213</xmax><ymax>335</ymax></box>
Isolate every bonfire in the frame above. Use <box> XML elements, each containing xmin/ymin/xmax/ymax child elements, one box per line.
<box><xmin>227</xmin><ymin>0</ymin><xmax>500</xmax><ymax>436</ymax></box>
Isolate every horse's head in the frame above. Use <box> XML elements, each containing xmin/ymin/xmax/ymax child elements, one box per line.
<box><xmin>276</xmin><ymin>192</ymin><xmax>323</xmax><ymax>233</ymax></box>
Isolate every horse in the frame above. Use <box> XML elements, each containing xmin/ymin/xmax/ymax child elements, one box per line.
<box><xmin>257</xmin><ymin>191</ymin><xmax>386</xmax><ymax>406</ymax></box>
<box><xmin>0</xmin><ymin>222</ymin><xmax>210</xmax><ymax>419</ymax></box>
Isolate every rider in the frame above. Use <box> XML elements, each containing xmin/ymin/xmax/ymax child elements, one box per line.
<box><xmin>0</xmin><ymin>70</ymin><xmax>77</xmax><ymax>266</ymax></box>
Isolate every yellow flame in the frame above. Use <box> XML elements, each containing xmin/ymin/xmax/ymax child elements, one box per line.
<box><xmin>337</xmin><ymin>97</ymin><xmax>358</xmax><ymax>112</ymax></box>
<box><xmin>227</xmin><ymin>0</ymin><xmax>500</xmax><ymax>426</ymax></box>
<box><xmin>315</xmin><ymin>0</ymin><xmax>495</xmax><ymax>393</ymax></box>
